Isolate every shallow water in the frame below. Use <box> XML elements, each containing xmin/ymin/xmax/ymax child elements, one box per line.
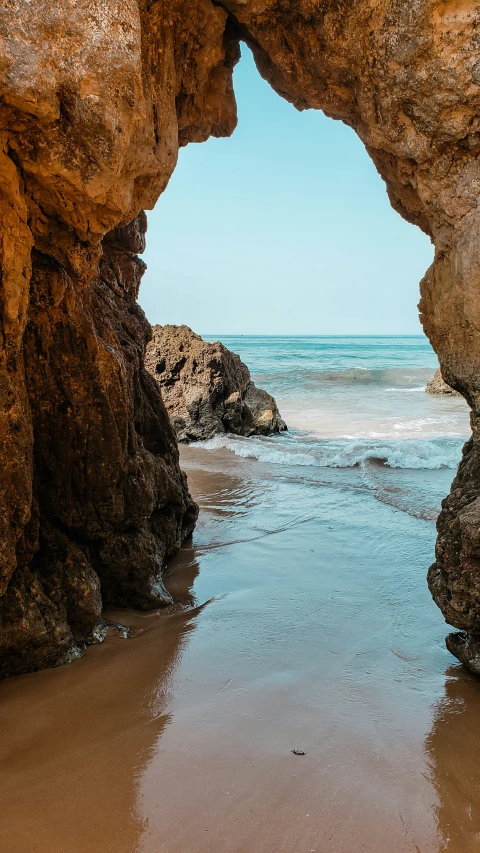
<box><xmin>206</xmin><ymin>334</ymin><xmax>470</xmax><ymax>453</ymax></box>
<box><xmin>201</xmin><ymin>336</ymin><xmax>470</xmax><ymax>518</ymax></box>
<box><xmin>1</xmin><ymin>336</ymin><xmax>479</xmax><ymax>853</ymax></box>
<box><xmin>1</xmin><ymin>446</ymin><xmax>480</xmax><ymax>853</ymax></box>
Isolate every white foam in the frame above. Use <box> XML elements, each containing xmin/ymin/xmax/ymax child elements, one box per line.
<box><xmin>197</xmin><ymin>433</ymin><xmax>464</xmax><ymax>471</ymax></box>
<box><xmin>384</xmin><ymin>387</ymin><xmax>424</xmax><ymax>393</ymax></box>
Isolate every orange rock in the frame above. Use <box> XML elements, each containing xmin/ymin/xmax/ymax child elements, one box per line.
<box><xmin>1</xmin><ymin>0</ymin><xmax>480</xmax><ymax>675</ymax></box>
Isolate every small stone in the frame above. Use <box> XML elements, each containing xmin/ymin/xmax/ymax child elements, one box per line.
<box><xmin>425</xmin><ymin>368</ymin><xmax>461</xmax><ymax>396</ymax></box>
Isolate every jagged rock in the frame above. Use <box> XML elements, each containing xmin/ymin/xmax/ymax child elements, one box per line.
<box><xmin>2</xmin><ymin>1</ymin><xmax>480</xmax><ymax>675</ymax></box>
<box><xmin>0</xmin><ymin>215</ymin><xmax>198</xmax><ymax>679</ymax></box>
<box><xmin>426</xmin><ymin>369</ymin><xmax>461</xmax><ymax>396</ymax></box>
<box><xmin>428</xmin><ymin>415</ymin><xmax>480</xmax><ymax>673</ymax></box>
<box><xmin>145</xmin><ymin>325</ymin><xmax>286</xmax><ymax>442</ymax></box>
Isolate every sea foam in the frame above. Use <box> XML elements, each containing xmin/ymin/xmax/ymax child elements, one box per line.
<box><xmin>197</xmin><ymin>433</ymin><xmax>464</xmax><ymax>470</ymax></box>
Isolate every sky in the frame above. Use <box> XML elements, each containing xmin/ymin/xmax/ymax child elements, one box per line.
<box><xmin>140</xmin><ymin>47</ymin><xmax>434</xmax><ymax>336</ymax></box>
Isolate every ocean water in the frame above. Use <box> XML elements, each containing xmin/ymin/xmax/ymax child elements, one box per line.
<box><xmin>3</xmin><ymin>337</ymin><xmax>479</xmax><ymax>853</ymax></box>
<box><xmin>201</xmin><ymin>335</ymin><xmax>471</xmax><ymax>520</ymax></box>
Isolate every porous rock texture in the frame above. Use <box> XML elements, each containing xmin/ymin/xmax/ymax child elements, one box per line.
<box><xmin>426</xmin><ymin>368</ymin><xmax>462</xmax><ymax>396</ymax></box>
<box><xmin>145</xmin><ymin>325</ymin><xmax>286</xmax><ymax>441</ymax></box>
<box><xmin>0</xmin><ymin>213</ymin><xmax>198</xmax><ymax>678</ymax></box>
<box><xmin>2</xmin><ymin>1</ymin><xmax>480</xmax><ymax>676</ymax></box>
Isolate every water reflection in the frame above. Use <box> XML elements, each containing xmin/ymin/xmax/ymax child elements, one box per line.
<box><xmin>4</xmin><ymin>451</ymin><xmax>480</xmax><ymax>853</ymax></box>
<box><xmin>182</xmin><ymin>453</ymin><xmax>266</xmax><ymax>519</ymax></box>
<box><xmin>426</xmin><ymin>667</ymin><xmax>480</xmax><ymax>853</ymax></box>
<box><xmin>0</xmin><ymin>544</ymin><xmax>202</xmax><ymax>853</ymax></box>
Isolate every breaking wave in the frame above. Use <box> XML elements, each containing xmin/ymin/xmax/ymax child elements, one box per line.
<box><xmin>316</xmin><ymin>366</ymin><xmax>433</xmax><ymax>387</ymax></box>
<box><xmin>255</xmin><ymin>366</ymin><xmax>435</xmax><ymax>390</ymax></box>
<box><xmin>197</xmin><ymin>433</ymin><xmax>464</xmax><ymax>471</ymax></box>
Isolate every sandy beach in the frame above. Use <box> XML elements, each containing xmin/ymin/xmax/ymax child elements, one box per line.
<box><xmin>3</xmin><ymin>3</ymin><xmax>480</xmax><ymax>850</ymax></box>
<box><xmin>1</xmin><ymin>444</ymin><xmax>480</xmax><ymax>853</ymax></box>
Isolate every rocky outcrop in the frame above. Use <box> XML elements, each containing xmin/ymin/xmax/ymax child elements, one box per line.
<box><xmin>426</xmin><ymin>368</ymin><xmax>461</xmax><ymax>396</ymax></box>
<box><xmin>0</xmin><ymin>0</ymin><xmax>237</xmax><ymax>678</ymax></box>
<box><xmin>0</xmin><ymin>214</ymin><xmax>198</xmax><ymax>678</ymax></box>
<box><xmin>145</xmin><ymin>325</ymin><xmax>286</xmax><ymax>442</ymax></box>
<box><xmin>428</xmin><ymin>418</ymin><xmax>480</xmax><ymax>676</ymax></box>
<box><xmin>2</xmin><ymin>1</ymin><xmax>480</xmax><ymax>675</ymax></box>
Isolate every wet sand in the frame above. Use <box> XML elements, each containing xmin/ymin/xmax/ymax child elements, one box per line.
<box><xmin>1</xmin><ymin>446</ymin><xmax>480</xmax><ymax>852</ymax></box>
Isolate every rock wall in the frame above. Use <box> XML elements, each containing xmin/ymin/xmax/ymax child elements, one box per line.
<box><xmin>1</xmin><ymin>213</ymin><xmax>198</xmax><ymax>677</ymax></box>
<box><xmin>2</xmin><ymin>0</ymin><xmax>480</xmax><ymax>675</ymax></box>
<box><xmin>0</xmin><ymin>0</ymin><xmax>236</xmax><ymax>677</ymax></box>
<box><xmin>145</xmin><ymin>325</ymin><xmax>286</xmax><ymax>441</ymax></box>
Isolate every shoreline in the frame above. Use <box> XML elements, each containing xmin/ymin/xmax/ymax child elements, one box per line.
<box><xmin>1</xmin><ymin>445</ymin><xmax>480</xmax><ymax>852</ymax></box>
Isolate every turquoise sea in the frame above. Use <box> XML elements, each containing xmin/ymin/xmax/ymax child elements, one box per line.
<box><xmin>201</xmin><ymin>335</ymin><xmax>470</xmax><ymax>519</ymax></box>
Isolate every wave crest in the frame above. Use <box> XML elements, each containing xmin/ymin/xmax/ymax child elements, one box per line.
<box><xmin>255</xmin><ymin>366</ymin><xmax>435</xmax><ymax>389</ymax></box>
<box><xmin>197</xmin><ymin>433</ymin><xmax>463</xmax><ymax>470</ymax></box>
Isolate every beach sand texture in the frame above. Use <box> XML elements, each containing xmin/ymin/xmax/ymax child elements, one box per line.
<box><xmin>1</xmin><ymin>442</ymin><xmax>480</xmax><ymax>853</ymax></box>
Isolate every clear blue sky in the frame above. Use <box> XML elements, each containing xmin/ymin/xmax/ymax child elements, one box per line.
<box><xmin>140</xmin><ymin>47</ymin><xmax>433</xmax><ymax>335</ymax></box>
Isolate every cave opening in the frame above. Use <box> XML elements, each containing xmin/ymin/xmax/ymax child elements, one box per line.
<box><xmin>1</xmin><ymin>1</ymin><xmax>479</xmax><ymax>685</ymax></box>
<box><xmin>3</xmin><ymin>5</ymin><xmax>480</xmax><ymax>849</ymax></box>
<box><xmin>140</xmin><ymin>47</ymin><xmax>433</xmax><ymax>337</ymax></box>
<box><xmin>139</xmin><ymin>43</ymin><xmax>472</xmax><ymax>671</ymax></box>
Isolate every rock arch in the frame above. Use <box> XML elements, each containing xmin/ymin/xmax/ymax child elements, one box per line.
<box><xmin>1</xmin><ymin>0</ymin><xmax>479</xmax><ymax>676</ymax></box>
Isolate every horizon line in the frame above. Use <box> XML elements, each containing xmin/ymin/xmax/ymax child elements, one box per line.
<box><xmin>200</xmin><ymin>333</ymin><xmax>429</xmax><ymax>338</ymax></box>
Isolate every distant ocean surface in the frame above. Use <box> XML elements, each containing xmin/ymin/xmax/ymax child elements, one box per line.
<box><xmin>200</xmin><ymin>335</ymin><xmax>471</xmax><ymax>520</ymax></box>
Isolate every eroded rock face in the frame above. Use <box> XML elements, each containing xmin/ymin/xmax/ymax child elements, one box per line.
<box><xmin>2</xmin><ymin>1</ymin><xmax>480</xmax><ymax>675</ymax></box>
<box><xmin>428</xmin><ymin>419</ymin><xmax>480</xmax><ymax>674</ymax></box>
<box><xmin>0</xmin><ymin>1</ymin><xmax>236</xmax><ymax>677</ymax></box>
<box><xmin>426</xmin><ymin>368</ymin><xmax>461</xmax><ymax>396</ymax></box>
<box><xmin>145</xmin><ymin>325</ymin><xmax>286</xmax><ymax>441</ymax></box>
<box><xmin>0</xmin><ymin>214</ymin><xmax>198</xmax><ymax>678</ymax></box>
